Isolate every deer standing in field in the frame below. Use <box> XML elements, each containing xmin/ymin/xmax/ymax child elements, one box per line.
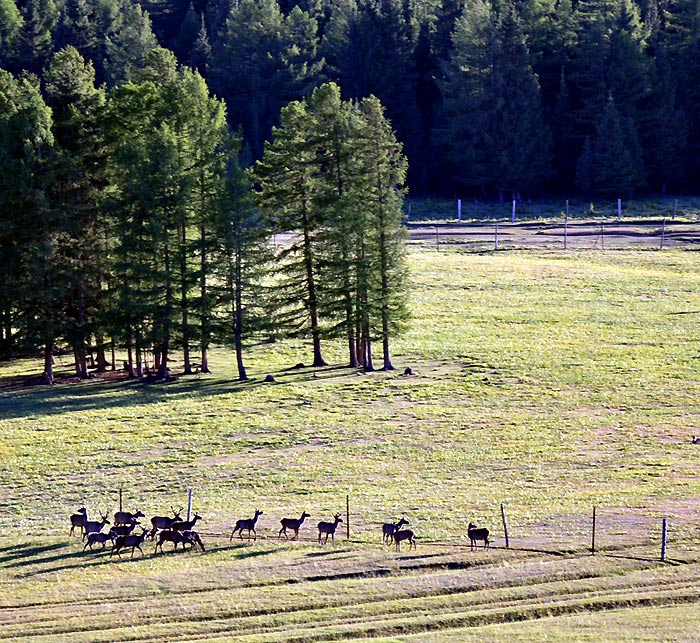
<box><xmin>149</xmin><ymin>506</ymin><xmax>183</xmax><ymax>539</ymax></box>
<box><xmin>109</xmin><ymin>523</ymin><xmax>138</xmax><ymax>539</ymax></box>
<box><xmin>279</xmin><ymin>511</ymin><xmax>310</xmax><ymax>540</ymax></box>
<box><xmin>693</xmin><ymin>436</ymin><xmax>700</xmax><ymax>444</ymax></box>
<box><xmin>69</xmin><ymin>507</ymin><xmax>88</xmax><ymax>537</ymax></box>
<box><xmin>82</xmin><ymin>512</ymin><xmax>110</xmax><ymax>541</ymax></box>
<box><xmin>317</xmin><ymin>513</ymin><xmax>343</xmax><ymax>544</ymax></box>
<box><xmin>155</xmin><ymin>529</ymin><xmax>193</xmax><ymax>553</ymax></box>
<box><xmin>182</xmin><ymin>530</ymin><xmax>205</xmax><ymax>551</ymax></box>
<box><xmin>467</xmin><ymin>522</ymin><xmax>490</xmax><ymax>550</ymax></box>
<box><xmin>171</xmin><ymin>513</ymin><xmax>202</xmax><ymax>532</ymax></box>
<box><xmin>114</xmin><ymin>509</ymin><xmax>144</xmax><ymax>526</ymax></box>
<box><xmin>230</xmin><ymin>509</ymin><xmax>263</xmax><ymax>541</ymax></box>
<box><xmin>382</xmin><ymin>517</ymin><xmax>409</xmax><ymax>545</ymax></box>
<box><xmin>83</xmin><ymin>531</ymin><xmax>112</xmax><ymax>551</ymax></box>
<box><xmin>111</xmin><ymin>528</ymin><xmax>149</xmax><ymax>558</ymax></box>
<box><xmin>393</xmin><ymin>528</ymin><xmax>416</xmax><ymax>552</ymax></box>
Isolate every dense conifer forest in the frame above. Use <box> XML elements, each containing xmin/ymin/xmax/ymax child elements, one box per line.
<box><xmin>1</xmin><ymin>0</ymin><xmax>698</xmax><ymax>379</ymax></box>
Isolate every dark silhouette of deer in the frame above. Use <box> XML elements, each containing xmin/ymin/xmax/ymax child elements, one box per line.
<box><xmin>109</xmin><ymin>523</ymin><xmax>138</xmax><ymax>539</ymax></box>
<box><xmin>382</xmin><ymin>517</ymin><xmax>409</xmax><ymax>545</ymax></box>
<box><xmin>182</xmin><ymin>530</ymin><xmax>205</xmax><ymax>551</ymax></box>
<box><xmin>149</xmin><ymin>506</ymin><xmax>183</xmax><ymax>539</ymax></box>
<box><xmin>318</xmin><ymin>513</ymin><xmax>343</xmax><ymax>544</ymax></box>
<box><xmin>693</xmin><ymin>436</ymin><xmax>700</xmax><ymax>444</ymax></box>
<box><xmin>111</xmin><ymin>528</ymin><xmax>149</xmax><ymax>558</ymax></box>
<box><xmin>393</xmin><ymin>528</ymin><xmax>416</xmax><ymax>551</ymax></box>
<box><xmin>230</xmin><ymin>509</ymin><xmax>263</xmax><ymax>541</ymax></box>
<box><xmin>279</xmin><ymin>511</ymin><xmax>310</xmax><ymax>540</ymax></box>
<box><xmin>155</xmin><ymin>529</ymin><xmax>193</xmax><ymax>553</ymax></box>
<box><xmin>114</xmin><ymin>509</ymin><xmax>145</xmax><ymax>526</ymax></box>
<box><xmin>171</xmin><ymin>513</ymin><xmax>202</xmax><ymax>532</ymax></box>
<box><xmin>467</xmin><ymin>522</ymin><xmax>490</xmax><ymax>550</ymax></box>
<box><xmin>83</xmin><ymin>531</ymin><xmax>112</xmax><ymax>551</ymax></box>
<box><xmin>82</xmin><ymin>512</ymin><xmax>110</xmax><ymax>541</ymax></box>
<box><xmin>69</xmin><ymin>507</ymin><xmax>88</xmax><ymax>536</ymax></box>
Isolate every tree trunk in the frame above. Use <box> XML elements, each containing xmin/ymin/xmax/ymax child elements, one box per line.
<box><xmin>363</xmin><ymin>324</ymin><xmax>374</xmax><ymax>372</ymax></box>
<box><xmin>301</xmin><ymin>202</ymin><xmax>326</xmax><ymax>367</ymax></box>
<box><xmin>42</xmin><ymin>338</ymin><xmax>55</xmax><ymax>385</ymax></box>
<box><xmin>200</xmin><ymin>224</ymin><xmax>211</xmax><ymax>374</ymax></box>
<box><xmin>233</xmin><ymin>229</ymin><xmax>248</xmax><ymax>381</ymax></box>
<box><xmin>95</xmin><ymin>334</ymin><xmax>108</xmax><ymax>372</ymax></box>
<box><xmin>180</xmin><ymin>220</ymin><xmax>192</xmax><ymax>375</ymax></box>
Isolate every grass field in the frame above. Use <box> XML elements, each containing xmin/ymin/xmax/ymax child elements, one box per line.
<box><xmin>1</xmin><ymin>243</ymin><xmax>699</xmax><ymax>641</ymax></box>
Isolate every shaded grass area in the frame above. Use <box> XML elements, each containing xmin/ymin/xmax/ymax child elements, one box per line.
<box><xmin>1</xmin><ymin>247</ymin><xmax>699</xmax><ymax>640</ymax></box>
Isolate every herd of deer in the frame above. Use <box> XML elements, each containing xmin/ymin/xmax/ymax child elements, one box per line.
<box><xmin>70</xmin><ymin>506</ymin><xmax>491</xmax><ymax>557</ymax></box>
<box><xmin>70</xmin><ymin>506</ymin><xmax>205</xmax><ymax>558</ymax></box>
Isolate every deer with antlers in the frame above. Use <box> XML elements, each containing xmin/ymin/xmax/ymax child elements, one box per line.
<box><xmin>317</xmin><ymin>513</ymin><xmax>343</xmax><ymax>544</ymax></box>
<box><xmin>230</xmin><ymin>509</ymin><xmax>263</xmax><ymax>541</ymax></box>
<box><xmin>82</xmin><ymin>512</ymin><xmax>110</xmax><ymax>541</ymax></box>
<box><xmin>279</xmin><ymin>511</ymin><xmax>310</xmax><ymax>540</ymax></box>
<box><xmin>149</xmin><ymin>506</ymin><xmax>183</xmax><ymax>539</ymax></box>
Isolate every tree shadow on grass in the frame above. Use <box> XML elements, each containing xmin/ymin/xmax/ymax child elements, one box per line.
<box><xmin>0</xmin><ymin>363</ymin><xmax>364</xmax><ymax>421</ymax></box>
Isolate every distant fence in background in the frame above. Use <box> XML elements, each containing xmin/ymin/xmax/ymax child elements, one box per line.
<box><xmin>407</xmin><ymin>219</ymin><xmax>700</xmax><ymax>252</ymax></box>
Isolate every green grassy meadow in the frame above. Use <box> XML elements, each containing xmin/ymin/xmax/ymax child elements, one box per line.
<box><xmin>1</xmin><ymin>245</ymin><xmax>699</xmax><ymax>641</ymax></box>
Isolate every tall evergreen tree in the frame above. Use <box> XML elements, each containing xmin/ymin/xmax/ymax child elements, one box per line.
<box><xmin>0</xmin><ymin>69</ymin><xmax>53</xmax><ymax>361</ymax></box>
<box><xmin>12</xmin><ymin>0</ymin><xmax>59</xmax><ymax>74</ymax></box>
<box><xmin>44</xmin><ymin>47</ymin><xmax>108</xmax><ymax>377</ymax></box>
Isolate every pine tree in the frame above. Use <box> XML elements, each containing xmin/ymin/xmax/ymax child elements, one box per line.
<box><xmin>357</xmin><ymin>95</ymin><xmax>409</xmax><ymax>371</ymax></box>
<box><xmin>0</xmin><ymin>70</ymin><xmax>53</xmax><ymax>361</ymax></box>
<box><xmin>0</xmin><ymin>0</ymin><xmax>22</xmax><ymax>66</ymax></box>
<box><xmin>12</xmin><ymin>0</ymin><xmax>59</xmax><ymax>74</ymax></box>
<box><xmin>44</xmin><ymin>47</ymin><xmax>108</xmax><ymax>378</ymax></box>
<box><xmin>255</xmin><ymin>91</ymin><xmax>329</xmax><ymax>366</ymax></box>
<box><xmin>104</xmin><ymin>1</ymin><xmax>159</xmax><ymax>86</ymax></box>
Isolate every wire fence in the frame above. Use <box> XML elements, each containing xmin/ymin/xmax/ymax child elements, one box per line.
<box><xmin>407</xmin><ymin>219</ymin><xmax>700</xmax><ymax>252</ymax></box>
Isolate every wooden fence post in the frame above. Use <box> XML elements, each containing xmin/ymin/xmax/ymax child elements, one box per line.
<box><xmin>511</xmin><ymin>200</ymin><xmax>516</xmax><ymax>223</ymax></box>
<box><xmin>500</xmin><ymin>503</ymin><xmax>510</xmax><ymax>549</ymax></box>
<box><xmin>591</xmin><ymin>506</ymin><xmax>597</xmax><ymax>554</ymax></box>
<box><xmin>660</xmin><ymin>218</ymin><xmax>666</xmax><ymax>249</ymax></box>
<box><xmin>119</xmin><ymin>484</ymin><xmax>123</xmax><ymax>513</ymax></box>
<box><xmin>661</xmin><ymin>518</ymin><xmax>668</xmax><ymax>561</ymax></box>
<box><xmin>564</xmin><ymin>200</ymin><xmax>569</xmax><ymax>250</ymax></box>
<box><xmin>346</xmin><ymin>494</ymin><xmax>350</xmax><ymax>540</ymax></box>
<box><xmin>187</xmin><ymin>488</ymin><xmax>193</xmax><ymax>522</ymax></box>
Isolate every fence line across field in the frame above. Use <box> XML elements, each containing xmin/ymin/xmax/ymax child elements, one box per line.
<box><xmin>407</xmin><ymin>219</ymin><xmax>700</xmax><ymax>252</ymax></box>
<box><xmin>99</xmin><ymin>488</ymin><xmax>682</xmax><ymax>562</ymax></box>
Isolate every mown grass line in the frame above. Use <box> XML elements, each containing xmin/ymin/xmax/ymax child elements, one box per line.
<box><xmin>2</xmin><ymin>554</ymin><xmax>698</xmax><ymax>641</ymax></box>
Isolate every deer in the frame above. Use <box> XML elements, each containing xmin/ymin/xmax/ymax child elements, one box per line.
<box><xmin>155</xmin><ymin>529</ymin><xmax>195</xmax><ymax>554</ymax></box>
<box><xmin>182</xmin><ymin>530</ymin><xmax>205</xmax><ymax>552</ymax></box>
<box><xmin>382</xmin><ymin>517</ymin><xmax>409</xmax><ymax>545</ymax></box>
<box><xmin>69</xmin><ymin>507</ymin><xmax>88</xmax><ymax>537</ymax></box>
<box><xmin>83</xmin><ymin>531</ymin><xmax>113</xmax><ymax>551</ymax></box>
<box><xmin>279</xmin><ymin>511</ymin><xmax>310</xmax><ymax>540</ymax></box>
<box><xmin>82</xmin><ymin>512</ymin><xmax>111</xmax><ymax>541</ymax></box>
<box><xmin>317</xmin><ymin>513</ymin><xmax>343</xmax><ymax>544</ymax></box>
<box><xmin>171</xmin><ymin>513</ymin><xmax>202</xmax><ymax>532</ymax></box>
<box><xmin>230</xmin><ymin>509</ymin><xmax>263</xmax><ymax>541</ymax></box>
<box><xmin>693</xmin><ymin>436</ymin><xmax>700</xmax><ymax>444</ymax></box>
<box><xmin>109</xmin><ymin>523</ymin><xmax>139</xmax><ymax>539</ymax></box>
<box><xmin>149</xmin><ymin>506</ymin><xmax>183</xmax><ymax>539</ymax></box>
<box><xmin>114</xmin><ymin>509</ymin><xmax>145</xmax><ymax>526</ymax></box>
<box><xmin>111</xmin><ymin>528</ymin><xmax>149</xmax><ymax>558</ymax></box>
<box><xmin>393</xmin><ymin>528</ymin><xmax>416</xmax><ymax>552</ymax></box>
<box><xmin>467</xmin><ymin>522</ymin><xmax>490</xmax><ymax>550</ymax></box>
